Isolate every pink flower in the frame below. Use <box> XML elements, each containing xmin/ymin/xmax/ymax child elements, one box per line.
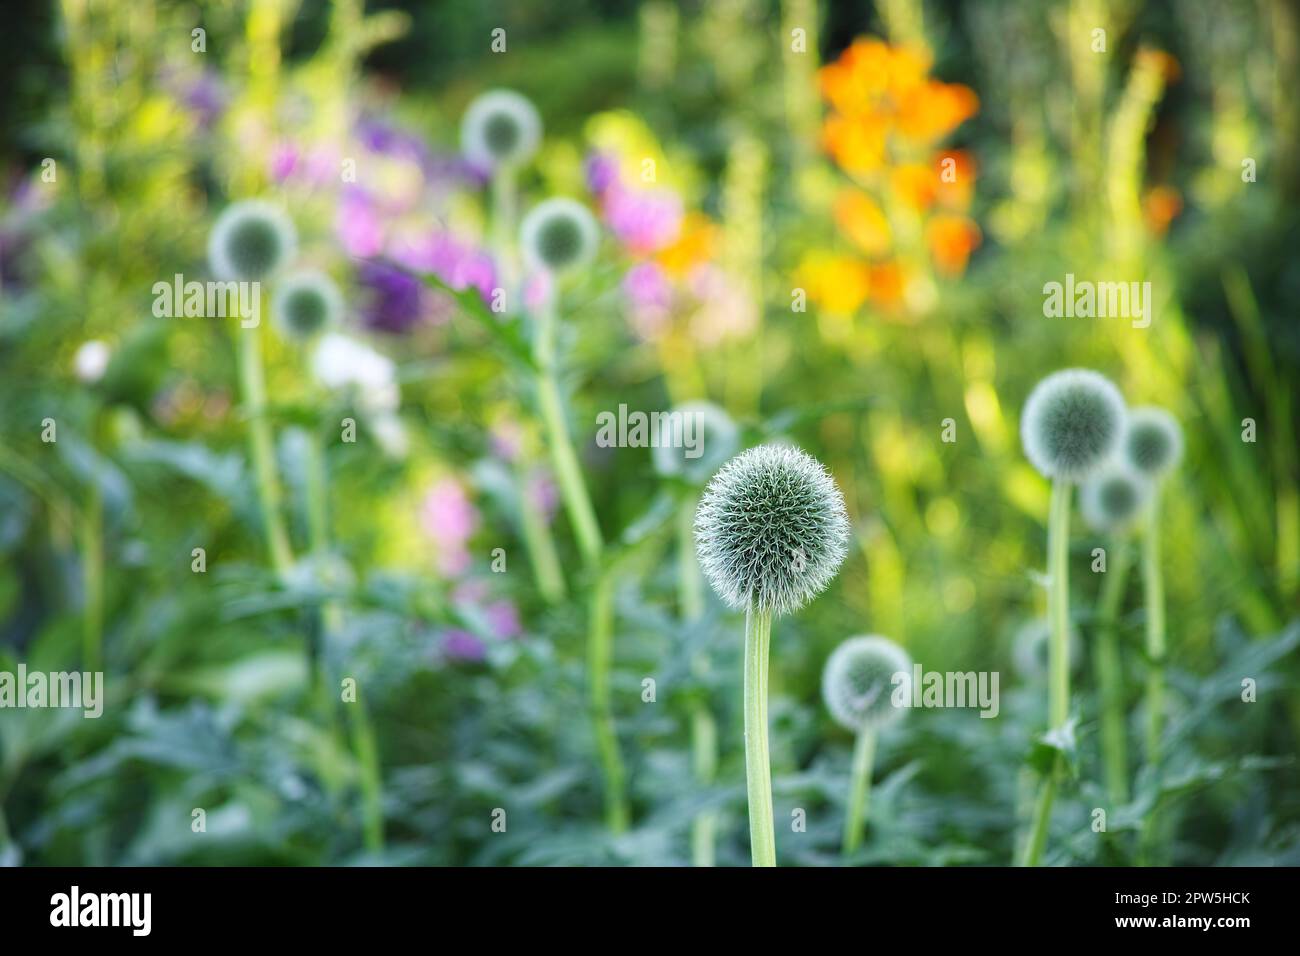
<box><xmin>484</xmin><ymin>600</ymin><xmax>522</xmax><ymax>639</ymax></box>
<box><xmin>421</xmin><ymin>478</ymin><xmax>480</xmax><ymax>577</ymax></box>
<box><xmin>336</xmin><ymin>189</ymin><xmax>385</xmax><ymax>257</ymax></box>
<box><xmin>602</xmin><ymin>183</ymin><xmax>683</xmax><ymax>254</ymax></box>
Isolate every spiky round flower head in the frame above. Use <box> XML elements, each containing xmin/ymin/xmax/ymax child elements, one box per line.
<box><xmin>694</xmin><ymin>444</ymin><xmax>850</xmax><ymax>617</ymax></box>
<box><xmin>1020</xmin><ymin>368</ymin><xmax>1126</xmax><ymax>481</ymax></box>
<box><xmin>652</xmin><ymin>401</ymin><xmax>740</xmax><ymax>485</ymax></box>
<box><xmin>272</xmin><ymin>270</ymin><xmax>343</xmax><ymax>341</ymax></box>
<box><xmin>821</xmin><ymin>635</ymin><xmax>911</xmax><ymax>733</ymax></box>
<box><xmin>1080</xmin><ymin>463</ymin><xmax>1150</xmax><ymax>533</ymax></box>
<box><xmin>520</xmin><ymin>198</ymin><xmax>598</xmax><ymax>275</ymax></box>
<box><xmin>460</xmin><ymin>90</ymin><xmax>542</xmax><ymax>170</ymax></box>
<box><xmin>1122</xmin><ymin>406</ymin><xmax>1183</xmax><ymax>479</ymax></box>
<box><xmin>207</xmin><ymin>200</ymin><xmax>297</xmax><ymax>281</ymax></box>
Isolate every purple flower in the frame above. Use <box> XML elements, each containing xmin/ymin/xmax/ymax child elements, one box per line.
<box><xmin>356</xmin><ymin>260</ymin><xmax>435</xmax><ymax>333</ymax></box>
<box><xmin>623</xmin><ymin>261</ymin><xmax>673</xmax><ymax>311</ymax></box>
<box><xmin>336</xmin><ymin>188</ymin><xmax>385</xmax><ymax>258</ymax></box>
<box><xmin>443</xmin><ymin>629</ymin><xmax>487</xmax><ymax>663</ymax></box>
<box><xmin>184</xmin><ymin>70</ymin><xmax>227</xmax><ymax>128</ymax></box>
<box><xmin>390</xmin><ymin>232</ymin><xmax>497</xmax><ymax>303</ymax></box>
<box><xmin>484</xmin><ymin>600</ymin><xmax>522</xmax><ymax>639</ymax></box>
<box><xmin>602</xmin><ymin>184</ymin><xmax>682</xmax><ymax>254</ymax></box>
<box><xmin>585</xmin><ymin>150</ymin><xmax>620</xmax><ymax>197</ymax></box>
<box><xmin>526</xmin><ymin>469</ymin><xmax>559</xmax><ymax>522</ymax></box>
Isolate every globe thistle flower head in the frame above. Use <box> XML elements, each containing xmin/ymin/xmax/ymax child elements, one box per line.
<box><xmin>461</xmin><ymin>90</ymin><xmax>542</xmax><ymax>171</ymax></box>
<box><xmin>694</xmin><ymin>444</ymin><xmax>850</xmax><ymax>617</ymax></box>
<box><xmin>207</xmin><ymin>200</ymin><xmax>297</xmax><ymax>281</ymax></box>
<box><xmin>1080</xmin><ymin>464</ymin><xmax>1150</xmax><ymax>533</ymax></box>
<box><xmin>1020</xmin><ymin>369</ymin><xmax>1126</xmax><ymax>481</ymax></box>
<box><xmin>652</xmin><ymin>401</ymin><xmax>740</xmax><ymax>485</ymax></box>
<box><xmin>822</xmin><ymin>635</ymin><xmax>911</xmax><ymax>733</ymax></box>
<box><xmin>272</xmin><ymin>270</ymin><xmax>343</xmax><ymax>341</ymax></box>
<box><xmin>1123</xmin><ymin>406</ymin><xmax>1183</xmax><ymax>479</ymax></box>
<box><xmin>520</xmin><ymin>198</ymin><xmax>598</xmax><ymax>275</ymax></box>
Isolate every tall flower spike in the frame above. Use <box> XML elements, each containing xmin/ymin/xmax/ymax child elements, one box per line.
<box><xmin>520</xmin><ymin>198</ymin><xmax>598</xmax><ymax>275</ymax></box>
<box><xmin>822</xmin><ymin>635</ymin><xmax>911</xmax><ymax>733</ymax></box>
<box><xmin>461</xmin><ymin>89</ymin><xmax>542</xmax><ymax>171</ymax></box>
<box><xmin>694</xmin><ymin>444</ymin><xmax>850</xmax><ymax>617</ymax></box>
<box><xmin>652</xmin><ymin>401</ymin><xmax>740</xmax><ymax>486</ymax></box>
<box><xmin>208</xmin><ymin>200</ymin><xmax>297</xmax><ymax>281</ymax></box>
<box><xmin>1123</xmin><ymin>406</ymin><xmax>1183</xmax><ymax>479</ymax></box>
<box><xmin>1020</xmin><ymin>368</ymin><xmax>1126</xmax><ymax>481</ymax></box>
<box><xmin>1081</xmin><ymin>463</ymin><xmax>1150</xmax><ymax>533</ymax></box>
<box><xmin>272</xmin><ymin>270</ymin><xmax>343</xmax><ymax>341</ymax></box>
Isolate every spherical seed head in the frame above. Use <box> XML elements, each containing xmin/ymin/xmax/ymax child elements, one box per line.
<box><xmin>1123</xmin><ymin>406</ymin><xmax>1183</xmax><ymax>479</ymax></box>
<box><xmin>208</xmin><ymin>200</ymin><xmax>297</xmax><ymax>281</ymax></box>
<box><xmin>1080</xmin><ymin>463</ymin><xmax>1150</xmax><ymax>533</ymax></box>
<box><xmin>1020</xmin><ymin>369</ymin><xmax>1126</xmax><ymax>481</ymax></box>
<box><xmin>694</xmin><ymin>444</ymin><xmax>851</xmax><ymax>617</ymax></box>
<box><xmin>822</xmin><ymin>635</ymin><xmax>911</xmax><ymax>733</ymax></box>
<box><xmin>652</xmin><ymin>401</ymin><xmax>740</xmax><ymax>485</ymax></box>
<box><xmin>272</xmin><ymin>270</ymin><xmax>343</xmax><ymax>341</ymax></box>
<box><xmin>461</xmin><ymin>90</ymin><xmax>542</xmax><ymax>170</ymax></box>
<box><xmin>520</xmin><ymin>198</ymin><xmax>598</xmax><ymax>274</ymax></box>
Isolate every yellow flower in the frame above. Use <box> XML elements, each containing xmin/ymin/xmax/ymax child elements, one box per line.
<box><xmin>798</xmin><ymin>251</ymin><xmax>872</xmax><ymax>314</ymax></box>
<box><xmin>833</xmin><ymin>190</ymin><xmax>891</xmax><ymax>256</ymax></box>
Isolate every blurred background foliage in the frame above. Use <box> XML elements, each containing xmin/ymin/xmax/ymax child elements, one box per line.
<box><xmin>0</xmin><ymin>0</ymin><xmax>1296</xmax><ymax>866</ymax></box>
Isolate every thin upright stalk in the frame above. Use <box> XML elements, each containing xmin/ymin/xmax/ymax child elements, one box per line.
<box><xmin>1095</xmin><ymin>538</ymin><xmax>1134</xmax><ymax>805</ymax></box>
<box><xmin>587</xmin><ymin>571</ymin><xmax>628</xmax><ymax>832</ymax></box>
<box><xmin>743</xmin><ymin>604</ymin><xmax>776</xmax><ymax>866</ymax></box>
<box><xmin>516</xmin><ymin>467</ymin><xmax>566</xmax><ymax>603</ymax></box>
<box><xmin>1020</xmin><ymin>478</ymin><xmax>1071</xmax><ymax>866</ymax></box>
<box><xmin>81</xmin><ymin>482</ymin><xmax>103</xmax><ymax>672</ymax></box>
<box><xmin>1142</xmin><ymin>488</ymin><xmax>1166</xmax><ymax>766</ymax></box>
<box><xmin>679</xmin><ymin>495</ymin><xmax>717</xmax><ymax>865</ymax></box>
<box><xmin>237</xmin><ymin>321</ymin><xmax>293</xmax><ymax>576</ymax></box>
<box><xmin>534</xmin><ymin>297</ymin><xmax>603</xmax><ymax>569</ymax></box>
<box><xmin>841</xmin><ymin>726</ymin><xmax>876</xmax><ymax>858</ymax></box>
<box><xmin>306</xmin><ymin>429</ymin><xmax>383</xmax><ymax>851</ymax></box>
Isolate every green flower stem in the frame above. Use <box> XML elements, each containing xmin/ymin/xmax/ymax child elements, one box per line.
<box><xmin>237</xmin><ymin>320</ymin><xmax>293</xmax><ymax>577</ymax></box>
<box><xmin>516</xmin><ymin>467</ymin><xmax>566</xmax><ymax>603</ymax></box>
<box><xmin>1020</xmin><ymin>477</ymin><xmax>1072</xmax><ymax>866</ymax></box>
<box><xmin>305</xmin><ymin>429</ymin><xmax>383</xmax><ymax>851</ymax></box>
<box><xmin>491</xmin><ymin>166</ymin><xmax>519</xmax><ymax>293</ymax></box>
<box><xmin>743</xmin><ymin>603</ymin><xmax>776</xmax><ymax>867</ymax></box>
<box><xmin>81</xmin><ymin>481</ymin><xmax>104</xmax><ymax>673</ymax></box>
<box><xmin>587</xmin><ymin>571</ymin><xmax>628</xmax><ymax>832</ymax></box>
<box><xmin>841</xmin><ymin>726</ymin><xmax>876</xmax><ymax>858</ymax></box>
<box><xmin>1095</xmin><ymin>538</ymin><xmax>1134</xmax><ymax>805</ymax></box>
<box><xmin>1142</xmin><ymin>488</ymin><xmax>1166</xmax><ymax>766</ymax></box>
<box><xmin>534</xmin><ymin>298</ymin><xmax>603</xmax><ymax>570</ymax></box>
<box><xmin>679</xmin><ymin>495</ymin><xmax>718</xmax><ymax>866</ymax></box>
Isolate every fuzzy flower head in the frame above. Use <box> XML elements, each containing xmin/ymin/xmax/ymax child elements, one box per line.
<box><xmin>1020</xmin><ymin>369</ymin><xmax>1126</xmax><ymax>481</ymax></box>
<box><xmin>652</xmin><ymin>401</ymin><xmax>740</xmax><ymax>485</ymax></box>
<box><xmin>1080</xmin><ymin>464</ymin><xmax>1150</xmax><ymax>534</ymax></box>
<box><xmin>460</xmin><ymin>90</ymin><xmax>542</xmax><ymax>171</ymax></box>
<box><xmin>694</xmin><ymin>444</ymin><xmax>851</xmax><ymax>617</ymax></box>
<box><xmin>207</xmin><ymin>200</ymin><xmax>297</xmax><ymax>281</ymax></box>
<box><xmin>1123</xmin><ymin>406</ymin><xmax>1183</xmax><ymax>479</ymax></box>
<box><xmin>520</xmin><ymin>198</ymin><xmax>599</xmax><ymax>275</ymax></box>
<box><xmin>272</xmin><ymin>270</ymin><xmax>343</xmax><ymax>341</ymax></box>
<box><xmin>822</xmin><ymin>635</ymin><xmax>911</xmax><ymax>733</ymax></box>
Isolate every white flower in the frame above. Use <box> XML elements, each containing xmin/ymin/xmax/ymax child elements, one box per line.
<box><xmin>74</xmin><ymin>340</ymin><xmax>111</xmax><ymax>383</ymax></box>
<box><xmin>312</xmin><ymin>332</ymin><xmax>399</xmax><ymax>414</ymax></box>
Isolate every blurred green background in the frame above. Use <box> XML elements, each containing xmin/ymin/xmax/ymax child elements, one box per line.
<box><xmin>0</xmin><ymin>0</ymin><xmax>1296</xmax><ymax>866</ymax></box>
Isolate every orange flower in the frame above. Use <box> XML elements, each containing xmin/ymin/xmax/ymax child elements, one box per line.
<box><xmin>1142</xmin><ymin>185</ymin><xmax>1182</xmax><ymax>236</ymax></box>
<box><xmin>868</xmin><ymin>260</ymin><xmax>906</xmax><ymax>308</ymax></box>
<box><xmin>818</xmin><ymin>39</ymin><xmax>893</xmax><ymax>115</ymax></box>
<box><xmin>1135</xmin><ymin>48</ymin><xmax>1181</xmax><ymax>84</ymax></box>
<box><xmin>892</xmin><ymin>163</ymin><xmax>937</xmax><ymax>212</ymax></box>
<box><xmin>895</xmin><ymin>81</ymin><xmax>979</xmax><ymax>143</ymax></box>
<box><xmin>822</xmin><ymin>113</ymin><xmax>888</xmax><ymax>175</ymax></box>
<box><xmin>655</xmin><ymin>213</ymin><xmax>717</xmax><ymax>277</ymax></box>
<box><xmin>934</xmin><ymin>150</ymin><xmax>976</xmax><ymax>210</ymax></box>
<box><xmin>798</xmin><ymin>252</ymin><xmax>872</xmax><ymax>315</ymax></box>
<box><xmin>926</xmin><ymin>215</ymin><xmax>982</xmax><ymax>274</ymax></box>
<box><xmin>833</xmin><ymin>190</ymin><xmax>891</xmax><ymax>256</ymax></box>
